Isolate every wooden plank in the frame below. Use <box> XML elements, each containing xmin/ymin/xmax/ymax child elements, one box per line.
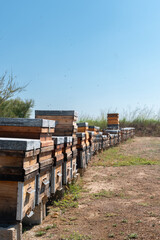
<box><xmin>39</xmin><ymin>158</ymin><xmax>53</xmax><ymax>169</ymax></box>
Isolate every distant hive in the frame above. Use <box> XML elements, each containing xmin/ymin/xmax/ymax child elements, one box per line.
<box><xmin>107</xmin><ymin>113</ymin><xmax>119</xmax><ymax>129</ymax></box>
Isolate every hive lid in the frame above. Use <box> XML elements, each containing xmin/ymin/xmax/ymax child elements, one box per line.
<box><xmin>0</xmin><ymin>138</ymin><xmax>40</xmax><ymax>151</ymax></box>
<box><xmin>88</xmin><ymin>126</ymin><xmax>100</xmax><ymax>131</ymax></box>
<box><xmin>76</xmin><ymin>132</ymin><xmax>86</xmax><ymax>138</ymax></box>
<box><xmin>105</xmin><ymin>129</ymin><xmax>121</xmax><ymax>134</ymax></box>
<box><xmin>102</xmin><ymin>135</ymin><xmax>108</xmax><ymax>139</ymax></box>
<box><xmin>88</xmin><ymin>131</ymin><xmax>95</xmax><ymax>136</ymax></box>
<box><xmin>52</xmin><ymin>136</ymin><xmax>64</xmax><ymax>145</ymax></box>
<box><xmin>35</xmin><ymin>110</ymin><xmax>78</xmax><ymax>117</ymax></box>
<box><xmin>64</xmin><ymin>136</ymin><xmax>73</xmax><ymax>143</ymax></box>
<box><xmin>0</xmin><ymin>118</ymin><xmax>55</xmax><ymax>128</ymax></box>
<box><xmin>77</xmin><ymin>122</ymin><xmax>88</xmax><ymax>127</ymax></box>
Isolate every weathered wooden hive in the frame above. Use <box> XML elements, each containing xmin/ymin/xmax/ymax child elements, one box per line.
<box><xmin>107</xmin><ymin>113</ymin><xmax>119</xmax><ymax>129</ymax></box>
<box><xmin>51</xmin><ymin>137</ymin><xmax>64</xmax><ymax>194</ymax></box>
<box><xmin>104</xmin><ymin>129</ymin><xmax>121</xmax><ymax>144</ymax></box>
<box><xmin>77</xmin><ymin>123</ymin><xmax>90</xmax><ymax>163</ymax></box>
<box><xmin>71</xmin><ymin>136</ymin><xmax>78</xmax><ymax>179</ymax></box>
<box><xmin>102</xmin><ymin>135</ymin><xmax>109</xmax><ymax>150</ymax></box>
<box><xmin>121</xmin><ymin>128</ymin><xmax>128</xmax><ymax>141</ymax></box>
<box><xmin>88</xmin><ymin>126</ymin><xmax>100</xmax><ymax>153</ymax></box>
<box><xmin>35</xmin><ymin>110</ymin><xmax>78</xmax><ymax>137</ymax></box>
<box><xmin>88</xmin><ymin>131</ymin><xmax>95</xmax><ymax>156</ymax></box>
<box><xmin>109</xmin><ymin>134</ymin><xmax>115</xmax><ymax>146</ymax></box>
<box><xmin>0</xmin><ymin>138</ymin><xmax>40</xmax><ymax>224</ymax></box>
<box><xmin>76</xmin><ymin>132</ymin><xmax>86</xmax><ymax>169</ymax></box>
<box><xmin>95</xmin><ymin>132</ymin><xmax>103</xmax><ymax>151</ymax></box>
<box><xmin>62</xmin><ymin>136</ymin><xmax>73</xmax><ymax>184</ymax></box>
<box><xmin>35</xmin><ymin>110</ymin><xmax>78</xmax><ymax>181</ymax></box>
<box><xmin>0</xmin><ymin>118</ymin><xmax>56</xmax><ymax>204</ymax></box>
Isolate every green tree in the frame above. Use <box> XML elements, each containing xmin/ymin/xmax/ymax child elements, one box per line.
<box><xmin>0</xmin><ymin>72</ymin><xmax>34</xmax><ymax>118</ymax></box>
<box><xmin>0</xmin><ymin>98</ymin><xmax>34</xmax><ymax>118</ymax></box>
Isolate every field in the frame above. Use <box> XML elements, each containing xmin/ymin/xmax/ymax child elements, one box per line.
<box><xmin>23</xmin><ymin>137</ymin><xmax>160</xmax><ymax>240</ymax></box>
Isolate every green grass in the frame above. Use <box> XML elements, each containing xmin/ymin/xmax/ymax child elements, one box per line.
<box><xmin>91</xmin><ymin>189</ymin><xmax>127</xmax><ymax>199</ymax></box>
<box><xmin>92</xmin><ymin>146</ymin><xmax>160</xmax><ymax>167</ymax></box>
<box><xmin>61</xmin><ymin>231</ymin><xmax>91</xmax><ymax>240</ymax></box>
<box><xmin>128</xmin><ymin>233</ymin><xmax>138</xmax><ymax>239</ymax></box>
<box><xmin>35</xmin><ymin>231</ymin><xmax>46</xmax><ymax>237</ymax></box>
<box><xmin>52</xmin><ymin>183</ymin><xmax>82</xmax><ymax>210</ymax></box>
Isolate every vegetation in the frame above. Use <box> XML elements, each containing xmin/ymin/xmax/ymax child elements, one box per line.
<box><xmin>79</xmin><ymin>106</ymin><xmax>160</xmax><ymax>136</ymax></box>
<box><xmin>0</xmin><ymin>72</ymin><xmax>34</xmax><ymax>118</ymax></box>
<box><xmin>52</xmin><ymin>183</ymin><xmax>82</xmax><ymax>210</ymax></box>
<box><xmin>92</xmin><ymin>147</ymin><xmax>160</xmax><ymax>167</ymax></box>
<box><xmin>60</xmin><ymin>231</ymin><xmax>91</xmax><ymax>240</ymax></box>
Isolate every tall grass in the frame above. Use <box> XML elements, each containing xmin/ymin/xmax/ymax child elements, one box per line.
<box><xmin>79</xmin><ymin>107</ymin><xmax>160</xmax><ymax>136</ymax></box>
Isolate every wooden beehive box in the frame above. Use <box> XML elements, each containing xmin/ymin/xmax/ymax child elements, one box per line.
<box><xmin>0</xmin><ymin>118</ymin><xmax>55</xmax><ymax>172</ymax></box>
<box><xmin>121</xmin><ymin>128</ymin><xmax>127</xmax><ymax>141</ymax></box>
<box><xmin>76</xmin><ymin>132</ymin><xmax>86</xmax><ymax>149</ymax></box>
<box><xmin>62</xmin><ymin>160</ymin><xmax>72</xmax><ymax>185</ymax></box>
<box><xmin>107</xmin><ymin>113</ymin><xmax>119</xmax><ymax>129</ymax></box>
<box><xmin>104</xmin><ymin>129</ymin><xmax>121</xmax><ymax>144</ymax></box>
<box><xmin>50</xmin><ymin>137</ymin><xmax>64</xmax><ymax>194</ymax></box>
<box><xmin>35</xmin><ymin>110</ymin><xmax>78</xmax><ymax>137</ymax></box>
<box><xmin>109</xmin><ymin>134</ymin><xmax>115</xmax><ymax>146</ymax></box>
<box><xmin>88</xmin><ymin>126</ymin><xmax>100</xmax><ymax>135</ymax></box>
<box><xmin>0</xmin><ymin>138</ymin><xmax>40</xmax><ymax>181</ymax></box>
<box><xmin>88</xmin><ymin>131</ymin><xmax>95</xmax><ymax>156</ymax></box>
<box><xmin>77</xmin><ymin>150</ymin><xmax>86</xmax><ymax>169</ymax></box>
<box><xmin>0</xmin><ymin>118</ymin><xmax>55</xmax><ymax>148</ymax></box>
<box><xmin>77</xmin><ymin>122</ymin><xmax>90</xmax><ymax>147</ymax></box>
<box><xmin>0</xmin><ymin>138</ymin><xmax>40</xmax><ymax>223</ymax></box>
<box><xmin>63</xmin><ymin>137</ymin><xmax>72</xmax><ymax>161</ymax></box>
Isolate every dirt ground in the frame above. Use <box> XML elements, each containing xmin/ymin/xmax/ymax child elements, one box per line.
<box><xmin>23</xmin><ymin>137</ymin><xmax>160</xmax><ymax>240</ymax></box>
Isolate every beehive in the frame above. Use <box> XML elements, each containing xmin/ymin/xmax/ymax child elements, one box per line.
<box><xmin>104</xmin><ymin>129</ymin><xmax>121</xmax><ymax>144</ymax></box>
<box><xmin>0</xmin><ymin>138</ymin><xmax>40</xmax><ymax>223</ymax></box>
<box><xmin>35</xmin><ymin>110</ymin><xmax>78</xmax><ymax>137</ymax></box>
<box><xmin>76</xmin><ymin>132</ymin><xmax>87</xmax><ymax>169</ymax></box>
<box><xmin>51</xmin><ymin>137</ymin><xmax>64</xmax><ymax>194</ymax></box>
<box><xmin>88</xmin><ymin>131</ymin><xmax>95</xmax><ymax>156</ymax></box>
<box><xmin>107</xmin><ymin>113</ymin><xmax>119</xmax><ymax>129</ymax></box>
<box><xmin>102</xmin><ymin>135</ymin><xmax>109</xmax><ymax>150</ymax></box>
<box><xmin>77</xmin><ymin>122</ymin><xmax>90</xmax><ymax>147</ymax></box>
<box><xmin>0</xmin><ymin>118</ymin><xmax>55</xmax><ymax>146</ymax></box>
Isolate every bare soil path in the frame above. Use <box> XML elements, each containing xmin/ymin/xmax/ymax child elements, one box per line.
<box><xmin>23</xmin><ymin>137</ymin><xmax>160</xmax><ymax>240</ymax></box>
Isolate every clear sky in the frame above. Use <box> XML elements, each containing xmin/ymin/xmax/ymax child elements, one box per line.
<box><xmin>0</xmin><ymin>0</ymin><xmax>160</xmax><ymax>118</ymax></box>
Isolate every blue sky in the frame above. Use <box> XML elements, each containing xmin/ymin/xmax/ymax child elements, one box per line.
<box><xmin>0</xmin><ymin>0</ymin><xmax>160</xmax><ymax>118</ymax></box>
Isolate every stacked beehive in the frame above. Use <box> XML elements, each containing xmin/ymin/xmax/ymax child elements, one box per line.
<box><xmin>107</xmin><ymin>113</ymin><xmax>119</xmax><ymax>129</ymax></box>
<box><xmin>130</xmin><ymin>127</ymin><xmax>135</xmax><ymax>137</ymax></box>
<box><xmin>51</xmin><ymin>137</ymin><xmax>64</xmax><ymax>194</ymax></box>
<box><xmin>76</xmin><ymin>132</ymin><xmax>86</xmax><ymax>170</ymax></box>
<box><xmin>88</xmin><ymin>126</ymin><xmax>100</xmax><ymax>153</ymax></box>
<box><xmin>0</xmin><ymin>118</ymin><xmax>56</xmax><ymax>217</ymax></box>
<box><xmin>0</xmin><ymin>138</ymin><xmax>40</xmax><ymax>224</ymax></box>
<box><xmin>35</xmin><ymin>110</ymin><xmax>78</xmax><ymax>182</ymax></box>
<box><xmin>72</xmin><ymin>136</ymin><xmax>78</xmax><ymax>179</ymax></box>
<box><xmin>121</xmin><ymin>128</ymin><xmax>127</xmax><ymax>141</ymax></box>
<box><xmin>104</xmin><ymin>129</ymin><xmax>121</xmax><ymax>144</ymax></box>
<box><xmin>35</xmin><ymin>110</ymin><xmax>78</xmax><ymax>137</ymax></box>
<box><xmin>77</xmin><ymin>123</ymin><xmax>90</xmax><ymax>164</ymax></box>
<box><xmin>102</xmin><ymin>134</ymin><xmax>110</xmax><ymax>150</ymax></box>
<box><xmin>95</xmin><ymin>132</ymin><xmax>103</xmax><ymax>152</ymax></box>
<box><xmin>63</xmin><ymin>136</ymin><xmax>73</xmax><ymax>184</ymax></box>
<box><xmin>88</xmin><ymin>131</ymin><xmax>95</xmax><ymax>156</ymax></box>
